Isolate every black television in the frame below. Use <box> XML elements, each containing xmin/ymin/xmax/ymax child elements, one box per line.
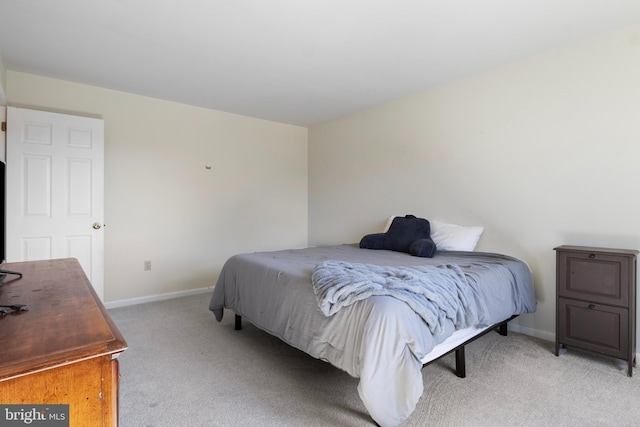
<box><xmin>0</xmin><ymin>159</ymin><xmax>22</xmax><ymax>286</ymax></box>
<box><xmin>1</xmin><ymin>159</ymin><xmax>5</xmax><ymax>264</ymax></box>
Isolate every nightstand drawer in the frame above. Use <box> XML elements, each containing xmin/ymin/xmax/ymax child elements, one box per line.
<box><xmin>557</xmin><ymin>297</ymin><xmax>628</xmax><ymax>359</ymax></box>
<box><xmin>557</xmin><ymin>250</ymin><xmax>630</xmax><ymax>306</ymax></box>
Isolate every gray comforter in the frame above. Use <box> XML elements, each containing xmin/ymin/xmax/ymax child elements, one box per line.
<box><xmin>209</xmin><ymin>244</ymin><xmax>536</xmax><ymax>427</ymax></box>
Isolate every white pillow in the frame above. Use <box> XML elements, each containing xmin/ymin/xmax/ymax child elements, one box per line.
<box><xmin>429</xmin><ymin>220</ymin><xmax>484</xmax><ymax>251</ymax></box>
<box><xmin>383</xmin><ymin>216</ymin><xmax>483</xmax><ymax>251</ymax></box>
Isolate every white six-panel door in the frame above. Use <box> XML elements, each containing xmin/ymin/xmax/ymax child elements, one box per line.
<box><xmin>6</xmin><ymin>107</ymin><xmax>105</xmax><ymax>300</ymax></box>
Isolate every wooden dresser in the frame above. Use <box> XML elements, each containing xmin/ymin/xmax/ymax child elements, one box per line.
<box><xmin>0</xmin><ymin>258</ymin><xmax>127</xmax><ymax>426</ymax></box>
<box><xmin>555</xmin><ymin>245</ymin><xmax>637</xmax><ymax>376</ymax></box>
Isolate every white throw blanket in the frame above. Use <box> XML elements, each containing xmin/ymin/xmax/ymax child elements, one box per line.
<box><xmin>311</xmin><ymin>260</ymin><xmax>477</xmax><ymax>334</ymax></box>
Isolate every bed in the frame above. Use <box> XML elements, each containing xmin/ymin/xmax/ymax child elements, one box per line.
<box><xmin>209</xmin><ymin>244</ymin><xmax>536</xmax><ymax>426</ymax></box>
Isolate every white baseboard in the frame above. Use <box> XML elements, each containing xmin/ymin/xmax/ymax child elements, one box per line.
<box><xmin>104</xmin><ymin>286</ymin><xmax>213</xmax><ymax>310</ymax></box>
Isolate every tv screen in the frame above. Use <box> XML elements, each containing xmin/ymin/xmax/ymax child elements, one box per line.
<box><xmin>0</xmin><ymin>159</ymin><xmax>24</xmax><ymax>287</ymax></box>
<box><xmin>0</xmin><ymin>159</ymin><xmax>5</xmax><ymax>264</ymax></box>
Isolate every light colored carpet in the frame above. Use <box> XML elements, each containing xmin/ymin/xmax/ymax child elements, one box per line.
<box><xmin>108</xmin><ymin>294</ymin><xmax>640</xmax><ymax>426</ymax></box>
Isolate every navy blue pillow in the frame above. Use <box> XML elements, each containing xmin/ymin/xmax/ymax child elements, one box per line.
<box><xmin>359</xmin><ymin>215</ymin><xmax>437</xmax><ymax>258</ymax></box>
<box><xmin>409</xmin><ymin>238</ymin><xmax>437</xmax><ymax>258</ymax></box>
<box><xmin>359</xmin><ymin>233</ymin><xmax>386</xmax><ymax>250</ymax></box>
<box><xmin>384</xmin><ymin>215</ymin><xmax>430</xmax><ymax>252</ymax></box>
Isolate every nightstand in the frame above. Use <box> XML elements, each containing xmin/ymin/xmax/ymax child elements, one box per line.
<box><xmin>554</xmin><ymin>245</ymin><xmax>637</xmax><ymax>376</ymax></box>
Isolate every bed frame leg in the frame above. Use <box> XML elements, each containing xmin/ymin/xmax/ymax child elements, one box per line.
<box><xmin>235</xmin><ymin>314</ymin><xmax>242</xmax><ymax>330</ymax></box>
<box><xmin>455</xmin><ymin>346</ymin><xmax>466</xmax><ymax>378</ymax></box>
<box><xmin>498</xmin><ymin>322</ymin><xmax>508</xmax><ymax>336</ymax></box>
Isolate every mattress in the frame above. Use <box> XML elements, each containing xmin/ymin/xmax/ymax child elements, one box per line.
<box><xmin>210</xmin><ymin>244</ymin><xmax>536</xmax><ymax>426</ymax></box>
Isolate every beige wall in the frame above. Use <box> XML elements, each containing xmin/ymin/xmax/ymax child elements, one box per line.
<box><xmin>7</xmin><ymin>71</ymin><xmax>308</xmax><ymax>302</ymax></box>
<box><xmin>0</xmin><ymin>49</ymin><xmax>6</xmax><ymax>105</ymax></box>
<box><xmin>309</xmin><ymin>26</ymin><xmax>640</xmax><ymax>341</ymax></box>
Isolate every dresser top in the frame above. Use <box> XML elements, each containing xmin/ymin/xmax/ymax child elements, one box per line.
<box><xmin>554</xmin><ymin>245</ymin><xmax>639</xmax><ymax>256</ymax></box>
<box><xmin>0</xmin><ymin>258</ymin><xmax>127</xmax><ymax>381</ymax></box>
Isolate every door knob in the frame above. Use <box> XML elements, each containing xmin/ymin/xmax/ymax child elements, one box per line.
<box><xmin>92</xmin><ymin>222</ymin><xmax>102</xmax><ymax>230</ymax></box>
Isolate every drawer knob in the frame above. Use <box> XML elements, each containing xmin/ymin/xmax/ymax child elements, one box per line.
<box><xmin>588</xmin><ymin>253</ymin><xmax>596</xmax><ymax>258</ymax></box>
<box><xmin>588</xmin><ymin>304</ymin><xmax>596</xmax><ymax>309</ymax></box>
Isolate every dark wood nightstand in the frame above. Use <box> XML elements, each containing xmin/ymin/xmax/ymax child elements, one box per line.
<box><xmin>554</xmin><ymin>245</ymin><xmax>637</xmax><ymax>376</ymax></box>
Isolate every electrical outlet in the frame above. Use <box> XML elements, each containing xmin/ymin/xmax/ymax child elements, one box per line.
<box><xmin>144</xmin><ymin>260</ymin><xmax>151</xmax><ymax>271</ymax></box>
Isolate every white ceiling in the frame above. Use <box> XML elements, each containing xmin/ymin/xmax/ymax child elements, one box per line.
<box><xmin>1</xmin><ymin>1</ymin><xmax>639</xmax><ymax>127</ymax></box>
